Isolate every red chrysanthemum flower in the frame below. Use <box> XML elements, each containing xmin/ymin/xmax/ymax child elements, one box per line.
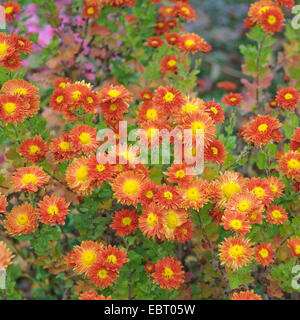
<box><xmin>287</xmin><ymin>237</ymin><xmax>300</xmax><ymax>258</ymax></box>
<box><xmin>153</xmin><ymin>85</ymin><xmax>185</xmax><ymax>114</ymax></box>
<box><xmin>173</xmin><ymin>2</ymin><xmax>197</xmax><ymax>22</ymax></box>
<box><xmin>204</xmin><ymin>100</ymin><xmax>225</xmax><ymax>123</ymax></box>
<box><xmin>0</xmin><ymin>33</ymin><xmax>15</xmax><ymax>63</ymax></box>
<box><xmin>221</xmin><ymin>211</ymin><xmax>251</xmax><ymax>235</ymax></box>
<box><xmin>137</xmin><ymin>101</ymin><xmax>166</xmax><ymax>123</ymax></box>
<box><xmin>222</xmin><ymin>92</ymin><xmax>242</xmax><ymax>107</ymax></box>
<box><xmin>217</xmin><ymin>81</ymin><xmax>237</xmax><ymax>92</ymax></box>
<box><xmin>164</xmin><ymin>163</ymin><xmax>193</xmax><ymax>185</ymax></box>
<box><xmin>277</xmin><ymin>151</ymin><xmax>300</xmax><ymax>180</ymax></box>
<box><xmin>269</xmin><ymin>98</ymin><xmax>278</xmax><ymax>108</ymax></box>
<box><xmin>53</xmin><ymin>77</ymin><xmax>72</xmax><ymax>90</ymax></box>
<box><xmin>18</xmin><ymin>136</ymin><xmax>47</xmax><ymax>162</ymax></box>
<box><xmin>110</xmin><ymin>209</ymin><xmax>139</xmax><ymax>236</ymax></box>
<box><xmin>158</xmin><ymin>5</ymin><xmax>174</xmax><ymax>17</ymax></box>
<box><xmin>276</xmin><ymin>0</ymin><xmax>295</xmax><ymax>9</ymax></box>
<box><xmin>0</xmin><ymin>94</ymin><xmax>27</xmax><ymax>125</ymax></box>
<box><xmin>138</xmin><ymin>180</ymin><xmax>158</xmax><ymax>208</ymax></box>
<box><xmin>152</xmin><ymin>256</ymin><xmax>184</xmax><ymax>290</ymax></box>
<box><xmin>139</xmin><ymin>203</ymin><xmax>163</xmax><ymax>239</ymax></box>
<box><xmin>248</xmin><ymin>1</ymin><xmax>279</xmax><ymax>24</ymax></box>
<box><xmin>218</xmin><ymin>236</ymin><xmax>254</xmax><ymax>270</ymax></box>
<box><xmin>275</xmin><ymin>87</ymin><xmax>299</xmax><ymax>111</ymax></box>
<box><xmin>11</xmin><ymin>34</ymin><xmax>33</xmax><ymax>54</ymax></box>
<box><xmin>165</xmin><ymin>33</ymin><xmax>180</xmax><ymax>46</ymax></box>
<box><xmin>37</xmin><ymin>195</ymin><xmax>70</xmax><ymax>226</ymax></box>
<box><xmin>209</xmin><ymin>205</ymin><xmax>224</xmax><ymax>224</ymax></box>
<box><xmin>49</xmin><ymin>134</ymin><xmax>76</xmax><ymax>163</ymax></box>
<box><xmin>161</xmin><ymin>208</ymin><xmax>187</xmax><ymax>241</ymax></box>
<box><xmin>177</xmin><ymin>33</ymin><xmax>212</xmax><ymax>53</ymax></box>
<box><xmin>49</xmin><ymin>88</ymin><xmax>72</xmax><ymax>113</ymax></box>
<box><xmin>4</xmin><ymin>203</ymin><xmax>38</xmax><ymax>236</ymax></box>
<box><xmin>231</xmin><ymin>290</ymin><xmax>262</xmax><ymax>300</ymax></box>
<box><xmin>154</xmin><ymin>185</ymin><xmax>181</xmax><ymax>210</ymax></box>
<box><xmin>11</xmin><ymin>166</ymin><xmax>49</xmax><ymax>193</ymax></box>
<box><xmin>242</xmin><ymin>114</ymin><xmax>282</xmax><ymax>147</ymax></box>
<box><xmin>266</xmin><ymin>205</ymin><xmax>288</xmax><ymax>225</ymax></box>
<box><xmin>160</xmin><ymin>55</ymin><xmax>178</xmax><ymax>73</ymax></box>
<box><xmin>64</xmin><ymin>83</ymin><xmax>90</xmax><ymax>109</ymax></box>
<box><xmin>139</xmin><ymin>90</ymin><xmax>153</xmax><ymax>102</ymax></box>
<box><xmin>98</xmin><ymin>245</ymin><xmax>128</xmax><ymax>271</ymax></box>
<box><xmin>3</xmin><ymin>52</ymin><xmax>22</xmax><ymax>71</ymax></box>
<box><xmin>174</xmin><ymin>220</ymin><xmax>194</xmax><ymax>243</ymax></box>
<box><xmin>205</xmin><ymin>139</ymin><xmax>227</xmax><ymax>165</ymax></box>
<box><xmin>267</xmin><ymin>176</ymin><xmax>284</xmax><ymax>198</ymax></box>
<box><xmin>83</xmin><ymin>4</ymin><xmax>99</xmax><ymax>18</ymax></box>
<box><xmin>69</xmin><ymin>125</ymin><xmax>98</xmax><ymax>155</ymax></box>
<box><xmin>87</xmin><ymin>261</ymin><xmax>118</xmax><ymax>288</ymax></box>
<box><xmin>246</xmin><ymin>177</ymin><xmax>274</xmax><ymax>206</ymax></box>
<box><xmin>154</xmin><ymin>19</ymin><xmax>168</xmax><ymax>34</ymax></box>
<box><xmin>145</xmin><ymin>262</ymin><xmax>155</xmax><ymax>273</ymax></box>
<box><xmin>0</xmin><ymin>241</ymin><xmax>14</xmax><ymax>269</ymax></box>
<box><xmin>0</xmin><ymin>193</ymin><xmax>8</xmax><ymax>215</ymax></box>
<box><xmin>290</xmin><ymin>127</ymin><xmax>300</xmax><ymax>152</ymax></box>
<box><xmin>79</xmin><ymin>290</ymin><xmax>111</xmax><ymax>300</ymax></box>
<box><xmin>87</xmin><ymin>156</ymin><xmax>114</xmax><ymax>188</ymax></box>
<box><xmin>259</xmin><ymin>7</ymin><xmax>285</xmax><ymax>34</ymax></box>
<box><xmin>3</xmin><ymin>1</ymin><xmax>21</xmax><ymax>22</ymax></box>
<box><xmin>254</xmin><ymin>243</ymin><xmax>275</xmax><ymax>266</ymax></box>
<box><xmin>146</xmin><ymin>36</ymin><xmax>164</xmax><ymax>48</ymax></box>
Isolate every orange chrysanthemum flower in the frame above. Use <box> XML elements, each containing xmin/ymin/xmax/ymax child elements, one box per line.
<box><xmin>160</xmin><ymin>55</ymin><xmax>178</xmax><ymax>73</ymax></box>
<box><xmin>145</xmin><ymin>261</ymin><xmax>155</xmax><ymax>273</ymax></box>
<box><xmin>209</xmin><ymin>205</ymin><xmax>224</xmax><ymax>224</ymax></box>
<box><xmin>205</xmin><ymin>139</ymin><xmax>227</xmax><ymax>165</ymax></box>
<box><xmin>87</xmin><ymin>261</ymin><xmax>118</xmax><ymax>288</ymax></box>
<box><xmin>82</xmin><ymin>90</ymin><xmax>99</xmax><ymax>113</ymax></box>
<box><xmin>217</xmin><ymin>81</ymin><xmax>237</xmax><ymax>92</ymax></box>
<box><xmin>4</xmin><ymin>203</ymin><xmax>38</xmax><ymax>236</ymax></box>
<box><xmin>112</xmin><ymin>171</ymin><xmax>146</xmax><ymax>206</ymax></box>
<box><xmin>276</xmin><ymin>0</ymin><xmax>295</xmax><ymax>9</ymax></box>
<box><xmin>0</xmin><ymin>33</ymin><xmax>15</xmax><ymax>63</ymax></box>
<box><xmin>66</xmin><ymin>157</ymin><xmax>93</xmax><ymax>195</ymax></box>
<box><xmin>254</xmin><ymin>243</ymin><xmax>275</xmax><ymax>266</ymax></box>
<box><xmin>221</xmin><ymin>211</ymin><xmax>251</xmax><ymax>235</ymax></box>
<box><xmin>248</xmin><ymin>0</ymin><xmax>278</xmax><ymax>24</ymax></box>
<box><xmin>99</xmin><ymin>84</ymin><xmax>133</xmax><ymax>105</ymax></box>
<box><xmin>218</xmin><ymin>236</ymin><xmax>254</xmax><ymax>270</ymax></box>
<box><xmin>18</xmin><ymin>136</ymin><xmax>47</xmax><ymax>162</ymax></box>
<box><xmin>49</xmin><ymin>134</ymin><xmax>76</xmax><ymax>163</ymax></box>
<box><xmin>49</xmin><ymin>88</ymin><xmax>72</xmax><ymax>113</ymax></box>
<box><xmin>158</xmin><ymin>5</ymin><xmax>174</xmax><ymax>17</ymax></box>
<box><xmin>267</xmin><ymin>176</ymin><xmax>284</xmax><ymax>198</ymax></box>
<box><xmin>259</xmin><ymin>7</ymin><xmax>285</xmax><ymax>34</ymax></box>
<box><xmin>37</xmin><ymin>195</ymin><xmax>70</xmax><ymax>226</ymax></box>
<box><xmin>275</xmin><ymin>87</ymin><xmax>299</xmax><ymax>111</ymax></box>
<box><xmin>0</xmin><ymin>193</ymin><xmax>8</xmax><ymax>215</ymax></box>
<box><xmin>110</xmin><ymin>209</ymin><xmax>139</xmax><ymax>236</ymax></box>
<box><xmin>222</xmin><ymin>92</ymin><xmax>242</xmax><ymax>107</ymax></box>
<box><xmin>173</xmin><ymin>2</ymin><xmax>197</xmax><ymax>22</ymax></box>
<box><xmin>83</xmin><ymin>4</ymin><xmax>99</xmax><ymax>18</ymax></box>
<box><xmin>174</xmin><ymin>220</ymin><xmax>194</xmax><ymax>243</ymax></box>
<box><xmin>79</xmin><ymin>290</ymin><xmax>111</xmax><ymax>300</ymax></box>
<box><xmin>3</xmin><ymin>2</ymin><xmax>21</xmax><ymax>22</ymax></box>
<box><xmin>3</xmin><ymin>52</ymin><xmax>22</xmax><ymax>71</ymax></box>
<box><xmin>161</xmin><ymin>208</ymin><xmax>187</xmax><ymax>241</ymax></box>
<box><xmin>138</xmin><ymin>180</ymin><xmax>158</xmax><ymax>207</ymax></box>
<box><xmin>287</xmin><ymin>237</ymin><xmax>300</xmax><ymax>258</ymax></box>
<box><xmin>71</xmin><ymin>241</ymin><xmax>103</xmax><ymax>275</ymax></box>
<box><xmin>146</xmin><ymin>36</ymin><xmax>164</xmax><ymax>48</ymax></box>
<box><xmin>139</xmin><ymin>203</ymin><xmax>163</xmax><ymax>239</ymax></box>
<box><xmin>164</xmin><ymin>163</ymin><xmax>193</xmax><ymax>185</ymax></box>
<box><xmin>139</xmin><ymin>89</ymin><xmax>153</xmax><ymax>102</ymax></box>
<box><xmin>177</xmin><ymin>33</ymin><xmax>212</xmax><ymax>53</ymax></box>
<box><xmin>64</xmin><ymin>83</ymin><xmax>90</xmax><ymax>109</ymax></box>
<box><xmin>53</xmin><ymin>77</ymin><xmax>72</xmax><ymax>90</ymax></box>
<box><xmin>165</xmin><ymin>33</ymin><xmax>180</xmax><ymax>46</ymax></box>
<box><xmin>266</xmin><ymin>205</ymin><xmax>288</xmax><ymax>225</ymax></box>
<box><xmin>69</xmin><ymin>125</ymin><xmax>98</xmax><ymax>154</ymax></box>
<box><xmin>242</xmin><ymin>115</ymin><xmax>282</xmax><ymax>147</ymax></box>
<box><xmin>231</xmin><ymin>290</ymin><xmax>262</xmax><ymax>300</ymax></box>
<box><xmin>153</xmin><ymin>85</ymin><xmax>185</xmax><ymax>114</ymax></box>
<box><xmin>11</xmin><ymin>34</ymin><xmax>33</xmax><ymax>54</ymax></box>
<box><xmin>98</xmin><ymin>245</ymin><xmax>128</xmax><ymax>271</ymax></box>
<box><xmin>290</xmin><ymin>127</ymin><xmax>300</xmax><ymax>152</ymax></box>
<box><xmin>11</xmin><ymin>166</ymin><xmax>49</xmax><ymax>193</ymax></box>
<box><xmin>248</xmin><ymin>208</ymin><xmax>264</xmax><ymax>224</ymax></box>
<box><xmin>246</xmin><ymin>177</ymin><xmax>273</xmax><ymax>206</ymax></box>
<box><xmin>152</xmin><ymin>256</ymin><xmax>184</xmax><ymax>290</ymax></box>
<box><xmin>277</xmin><ymin>151</ymin><xmax>300</xmax><ymax>180</ymax></box>
<box><xmin>204</xmin><ymin>100</ymin><xmax>225</xmax><ymax>123</ymax></box>
<box><xmin>0</xmin><ymin>94</ymin><xmax>27</xmax><ymax>125</ymax></box>
<box><xmin>154</xmin><ymin>185</ymin><xmax>181</xmax><ymax>210</ymax></box>
<box><xmin>0</xmin><ymin>241</ymin><xmax>14</xmax><ymax>269</ymax></box>
<box><xmin>137</xmin><ymin>101</ymin><xmax>166</xmax><ymax>123</ymax></box>
<box><xmin>87</xmin><ymin>156</ymin><xmax>114</xmax><ymax>187</ymax></box>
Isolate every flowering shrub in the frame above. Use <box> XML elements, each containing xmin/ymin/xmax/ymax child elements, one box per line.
<box><xmin>0</xmin><ymin>0</ymin><xmax>299</xmax><ymax>301</ymax></box>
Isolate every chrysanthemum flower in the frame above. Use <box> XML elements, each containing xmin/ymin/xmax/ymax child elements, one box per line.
<box><xmin>0</xmin><ymin>241</ymin><xmax>14</xmax><ymax>269</ymax></box>
<box><xmin>242</xmin><ymin>115</ymin><xmax>282</xmax><ymax>147</ymax></box>
<box><xmin>83</xmin><ymin>4</ymin><xmax>99</xmax><ymax>18</ymax></box>
<box><xmin>137</xmin><ymin>101</ymin><xmax>166</xmax><ymax>123</ymax></box>
<box><xmin>18</xmin><ymin>136</ymin><xmax>47</xmax><ymax>162</ymax></box>
<box><xmin>139</xmin><ymin>203</ymin><xmax>163</xmax><ymax>239</ymax></box>
<box><xmin>275</xmin><ymin>87</ymin><xmax>299</xmax><ymax>111</ymax></box>
<box><xmin>11</xmin><ymin>34</ymin><xmax>33</xmax><ymax>54</ymax></box>
<box><xmin>145</xmin><ymin>262</ymin><xmax>155</xmax><ymax>273</ymax></box>
<box><xmin>3</xmin><ymin>52</ymin><xmax>22</xmax><ymax>71</ymax></box>
<box><xmin>37</xmin><ymin>196</ymin><xmax>70</xmax><ymax>226</ymax></box>
<box><xmin>222</xmin><ymin>92</ymin><xmax>242</xmax><ymax>107</ymax></box>
<box><xmin>110</xmin><ymin>209</ymin><xmax>139</xmax><ymax>236</ymax></box>
<box><xmin>11</xmin><ymin>166</ymin><xmax>49</xmax><ymax>193</ymax></box>
<box><xmin>217</xmin><ymin>81</ymin><xmax>237</xmax><ymax>92</ymax></box>
<box><xmin>231</xmin><ymin>290</ymin><xmax>262</xmax><ymax>300</ymax></box>
<box><xmin>0</xmin><ymin>193</ymin><xmax>8</xmax><ymax>215</ymax></box>
<box><xmin>49</xmin><ymin>134</ymin><xmax>76</xmax><ymax>163</ymax></box>
<box><xmin>53</xmin><ymin>77</ymin><xmax>72</xmax><ymax>90</ymax></box>
<box><xmin>98</xmin><ymin>245</ymin><xmax>128</xmax><ymax>271</ymax></box>
<box><xmin>176</xmin><ymin>33</ymin><xmax>212</xmax><ymax>53</ymax></box>
<box><xmin>138</xmin><ymin>180</ymin><xmax>158</xmax><ymax>207</ymax></box>
<box><xmin>246</xmin><ymin>177</ymin><xmax>274</xmax><ymax>206</ymax></box>
<box><xmin>0</xmin><ymin>94</ymin><xmax>27</xmax><ymax>125</ymax></box>
<box><xmin>152</xmin><ymin>256</ymin><xmax>184</xmax><ymax>290</ymax></box>
<box><xmin>153</xmin><ymin>85</ymin><xmax>185</xmax><ymax>114</ymax></box>
<box><xmin>254</xmin><ymin>243</ymin><xmax>275</xmax><ymax>266</ymax></box>
<box><xmin>290</xmin><ymin>127</ymin><xmax>300</xmax><ymax>152</ymax></box>
<box><xmin>165</xmin><ymin>33</ymin><xmax>180</xmax><ymax>46</ymax></box>
<box><xmin>269</xmin><ymin>98</ymin><xmax>278</xmax><ymax>108</ymax></box>
<box><xmin>277</xmin><ymin>151</ymin><xmax>300</xmax><ymax>180</ymax></box>
<box><xmin>3</xmin><ymin>2</ymin><xmax>21</xmax><ymax>22</ymax></box>
<box><xmin>154</xmin><ymin>19</ymin><xmax>168</xmax><ymax>35</ymax></box>
<box><xmin>158</xmin><ymin>5</ymin><xmax>174</xmax><ymax>17</ymax></box>
<box><xmin>146</xmin><ymin>36</ymin><xmax>164</xmax><ymax>48</ymax></box>
<box><xmin>71</xmin><ymin>241</ymin><xmax>103</xmax><ymax>275</ymax></box>
<box><xmin>205</xmin><ymin>139</ymin><xmax>227</xmax><ymax>165</ymax></box>
<box><xmin>287</xmin><ymin>237</ymin><xmax>300</xmax><ymax>257</ymax></box>
<box><xmin>259</xmin><ymin>7</ymin><xmax>285</xmax><ymax>34</ymax></box>
<box><xmin>164</xmin><ymin>163</ymin><xmax>193</xmax><ymax>185</ymax></box>
<box><xmin>4</xmin><ymin>203</ymin><xmax>38</xmax><ymax>236</ymax></box>
<box><xmin>64</xmin><ymin>83</ymin><xmax>90</xmax><ymax>109</ymax></box>
<box><xmin>79</xmin><ymin>290</ymin><xmax>111</xmax><ymax>300</ymax></box>
<box><xmin>0</xmin><ymin>33</ymin><xmax>15</xmax><ymax>63</ymax></box>
<box><xmin>173</xmin><ymin>2</ymin><xmax>197</xmax><ymax>22</ymax></box>
<box><xmin>69</xmin><ymin>125</ymin><xmax>98</xmax><ymax>154</ymax></box>
<box><xmin>276</xmin><ymin>0</ymin><xmax>295</xmax><ymax>9</ymax></box>
<box><xmin>267</xmin><ymin>176</ymin><xmax>284</xmax><ymax>198</ymax></box>
<box><xmin>49</xmin><ymin>88</ymin><xmax>72</xmax><ymax>113</ymax></box>
<box><xmin>204</xmin><ymin>100</ymin><xmax>225</xmax><ymax>123</ymax></box>
<box><xmin>266</xmin><ymin>205</ymin><xmax>288</xmax><ymax>225</ymax></box>
<box><xmin>248</xmin><ymin>0</ymin><xmax>279</xmax><ymax>24</ymax></box>
<box><xmin>160</xmin><ymin>55</ymin><xmax>178</xmax><ymax>73</ymax></box>
<box><xmin>87</xmin><ymin>156</ymin><xmax>114</xmax><ymax>188</ymax></box>
<box><xmin>174</xmin><ymin>220</ymin><xmax>194</xmax><ymax>243</ymax></box>
<box><xmin>112</xmin><ymin>171</ymin><xmax>146</xmax><ymax>206</ymax></box>
<box><xmin>154</xmin><ymin>185</ymin><xmax>181</xmax><ymax>210</ymax></box>
<box><xmin>248</xmin><ymin>208</ymin><xmax>264</xmax><ymax>224</ymax></box>
<box><xmin>87</xmin><ymin>261</ymin><xmax>118</xmax><ymax>288</ymax></box>
<box><xmin>161</xmin><ymin>209</ymin><xmax>187</xmax><ymax>241</ymax></box>
<box><xmin>209</xmin><ymin>205</ymin><xmax>224</xmax><ymax>224</ymax></box>
<box><xmin>218</xmin><ymin>236</ymin><xmax>254</xmax><ymax>270</ymax></box>
<box><xmin>140</xmin><ymin>90</ymin><xmax>153</xmax><ymax>102</ymax></box>
<box><xmin>221</xmin><ymin>211</ymin><xmax>251</xmax><ymax>235</ymax></box>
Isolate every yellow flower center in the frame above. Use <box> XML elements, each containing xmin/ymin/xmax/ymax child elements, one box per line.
<box><xmin>185</xmin><ymin>39</ymin><xmax>195</xmax><ymax>48</ymax></box>
<box><xmin>75</xmin><ymin>166</ymin><xmax>88</xmax><ymax>182</ymax></box>
<box><xmin>228</xmin><ymin>245</ymin><xmax>245</xmax><ymax>259</ymax></box>
<box><xmin>106</xmin><ymin>254</ymin><xmax>117</xmax><ymax>264</ymax></box>
<box><xmin>267</xmin><ymin>15</ymin><xmax>277</xmax><ymax>25</ymax></box>
<box><xmin>18</xmin><ymin>40</ymin><xmax>25</xmax><ymax>47</ymax></box>
<box><xmin>0</xmin><ymin>42</ymin><xmax>8</xmax><ymax>56</ymax></box>
<box><xmin>253</xmin><ymin>187</ymin><xmax>265</xmax><ymax>198</ymax></box>
<box><xmin>163</xmin><ymin>92</ymin><xmax>175</xmax><ymax>102</ymax></box>
<box><xmin>97</xmin><ymin>269</ymin><xmax>108</xmax><ymax>279</ymax></box>
<box><xmin>271</xmin><ymin>210</ymin><xmax>282</xmax><ymax>219</ymax></box>
<box><xmin>5</xmin><ymin>6</ymin><xmax>14</xmax><ymax>14</ymax></box>
<box><xmin>181</xmin><ymin>7</ymin><xmax>190</xmax><ymax>15</ymax></box>
<box><xmin>182</xmin><ymin>103</ymin><xmax>198</xmax><ymax>113</ymax></box>
<box><xmin>284</xmin><ymin>93</ymin><xmax>293</xmax><ymax>100</ymax></box>
<box><xmin>72</xmin><ymin>90</ymin><xmax>81</xmax><ymax>100</ymax></box>
<box><xmin>96</xmin><ymin>164</ymin><xmax>105</xmax><ymax>172</ymax></box>
<box><xmin>162</xmin><ymin>267</ymin><xmax>174</xmax><ymax>280</ymax></box>
<box><xmin>29</xmin><ymin>145</ymin><xmax>40</xmax><ymax>154</ymax></box>
<box><xmin>56</xmin><ymin>95</ymin><xmax>64</xmax><ymax>103</ymax></box>
<box><xmin>146</xmin><ymin>190</ymin><xmax>153</xmax><ymax>199</ymax></box>
<box><xmin>186</xmin><ymin>187</ymin><xmax>200</xmax><ymax>201</ymax></box>
<box><xmin>147</xmin><ymin>212</ymin><xmax>158</xmax><ymax>227</ymax></box>
<box><xmin>87</xmin><ymin>7</ymin><xmax>95</xmax><ymax>14</ymax></box>
<box><xmin>108</xmin><ymin>89</ymin><xmax>121</xmax><ymax>98</ymax></box>
<box><xmin>59</xmin><ymin>141</ymin><xmax>70</xmax><ymax>151</ymax></box>
<box><xmin>122</xmin><ymin>217</ymin><xmax>132</xmax><ymax>226</ymax></box>
<box><xmin>110</xmin><ymin>104</ymin><xmax>117</xmax><ymax>111</ymax></box>
<box><xmin>48</xmin><ymin>205</ymin><xmax>59</xmax><ymax>216</ymax></box>
<box><xmin>191</xmin><ymin>121</ymin><xmax>205</xmax><ymax>135</ymax></box>
<box><xmin>229</xmin><ymin>219</ymin><xmax>242</xmax><ymax>230</ymax></box>
<box><xmin>210</xmin><ymin>107</ymin><xmax>218</xmax><ymax>114</ymax></box>
<box><xmin>79</xmin><ymin>132</ymin><xmax>91</xmax><ymax>145</ymax></box>
<box><xmin>211</xmin><ymin>147</ymin><xmax>218</xmax><ymax>155</ymax></box>
<box><xmin>16</xmin><ymin>214</ymin><xmax>29</xmax><ymax>226</ymax></box>
<box><xmin>21</xmin><ymin>173</ymin><xmax>38</xmax><ymax>185</ymax></box>
<box><xmin>13</xmin><ymin>88</ymin><xmax>27</xmax><ymax>95</ymax></box>
<box><xmin>259</xmin><ymin>6</ymin><xmax>271</xmax><ymax>14</ymax></box>
<box><xmin>259</xmin><ymin>248</ymin><xmax>269</xmax><ymax>259</ymax></box>
<box><xmin>237</xmin><ymin>200</ymin><xmax>251</xmax><ymax>212</ymax></box>
<box><xmin>175</xmin><ymin>169</ymin><xmax>185</xmax><ymax>178</ymax></box>
<box><xmin>143</xmin><ymin>93</ymin><xmax>150</xmax><ymax>99</ymax></box>
<box><xmin>87</xmin><ymin>97</ymin><xmax>94</xmax><ymax>103</ymax></box>
<box><xmin>3</xmin><ymin>102</ymin><xmax>16</xmax><ymax>114</ymax></box>
<box><xmin>270</xmin><ymin>184</ymin><xmax>278</xmax><ymax>193</ymax></box>
<box><xmin>166</xmin><ymin>210</ymin><xmax>179</xmax><ymax>230</ymax></box>
<box><xmin>287</xmin><ymin>159</ymin><xmax>300</xmax><ymax>170</ymax></box>
<box><xmin>167</xmin><ymin>59</ymin><xmax>177</xmax><ymax>67</ymax></box>
<box><xmin>164</xmin><ymin>191</ymin><xmax>173</xmax><ymax>200</ymax></box>
<box><xmin>81</xmin><ymin>250</ymin><xmax>96</xmax><ymax>267</ymax></box>
<box><xmin>295</xmin><ymin>245</ymin><xmax>300</xmax><ymax>255</ymax></box>
<box><xmin>59</xmin><ymin>82</ymin><xmax>67</xmax><ymax>88</ymax></box>
<box><xmin>221</xmin><ymin>182</ymin><xmax>241</xmax><ymax>199</ymax></box>
<box><xmin>258</xmin><ymin>123</ymin><xmax>268</xmax><ymax>133</ymax></box>
<box><xmin>146</xmin><ymin>109</ymin><xmax>157</xmax><ymax>120</ymax></box>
